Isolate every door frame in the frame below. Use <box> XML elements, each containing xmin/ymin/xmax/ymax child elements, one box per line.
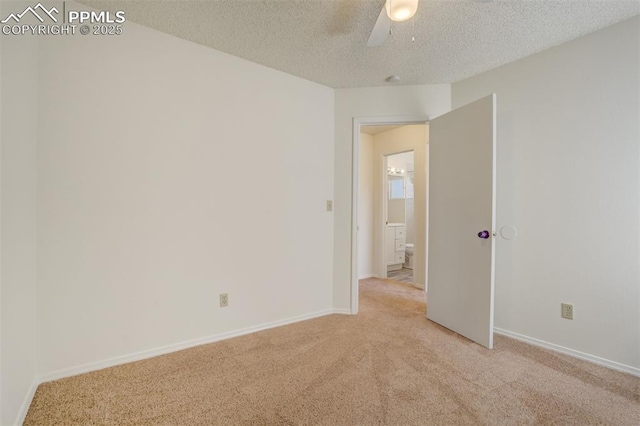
<box><xmin>351</xmin><ymin>115</ymin><xmax>436</xmax><ymax>314</ymax></box>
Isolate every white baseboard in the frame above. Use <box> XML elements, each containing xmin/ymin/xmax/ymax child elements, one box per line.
<box><xmin>40</xmin><ymin>308</ymin><xmax>337</xmax><ymax>384</ymax></box>
<box><xmin>331</xmin><ymin>308</ymin><xmax>354</xmax><ymax>315</ymax></box>
<box><xmin>14</xmin><ymin>378</ymin><xmax>38</xmax><ymax>426</ymax></box>
<box><xmin>494</xmin><ymin>327</ymin><xmax>640</xmax><ymax>377</ymax></box>
<box><xmin>358</xmin><ymin>273</ymin><xmax>375</xmax><ymax>280</ymax></box>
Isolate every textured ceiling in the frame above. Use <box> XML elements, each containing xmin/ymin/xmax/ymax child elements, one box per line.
<box><xmin>81</xmin><ymin>0</ymin><xmax>640</xmax><ymax>88</ymax></box>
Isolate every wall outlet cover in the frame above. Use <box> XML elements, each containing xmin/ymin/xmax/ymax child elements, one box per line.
<box><xmin>561</xmin><ymin>303</ymin><xmax>573</xmax><ymax>320</ymax></box>
<box><xmin>220</xmin><ymin>293</ymin><xmax>229</xmax><ymax>307</ymax></box>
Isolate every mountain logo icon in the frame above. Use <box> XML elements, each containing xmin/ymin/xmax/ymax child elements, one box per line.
<box><xmin>1</xmin><ymin>3</ymin><xmax>59</xmax><ymax>24</ymax></box>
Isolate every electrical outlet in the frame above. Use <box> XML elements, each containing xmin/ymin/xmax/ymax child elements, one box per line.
<box><xmin>326</xmin><ymin>200</ymin><xmax>333</xmax><ymax>212</ymax></box>
<box><xmin>219</xmin><ymin>293</ymin><xmax>228</xmax><ymax>308</ymax></box>
<box><xmin>561</xmin><ymin>303</ymin><xmax>573</xmax><ymax>320</ymax></box>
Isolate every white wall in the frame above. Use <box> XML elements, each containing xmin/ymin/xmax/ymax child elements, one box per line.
<box><xmin>0</xmin><ymin>19</ymin><xmax>39</xmax><ymax>425</ymax></box>
<box><xmin>334</xmin><ymin>86</ymin><xmax>450</xmax><ymax>309</ymax></box>
<box><xmin>358</xmin><ymin>133</ymin><xmax>374</xmax><ymax>279</ymax></box>
<box><xmin>386</xmin><ymin>151</ymin><xmax>413</xmax><ymax>170</ymax></box>
<box><xmin>453</xmin><ymin>16</ymin><xmax>640</xmax><ymax>370</ymax></box>
<box><xmin>36</xmin><ymin>17</ymin><xmax>335</xmax><ymax>377</ymax></box>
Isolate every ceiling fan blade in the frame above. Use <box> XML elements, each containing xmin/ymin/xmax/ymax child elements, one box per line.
<box><xmin>367</xmin><ymin>5</ymin><xmax>390</xmax><ymax>47</ymax></box>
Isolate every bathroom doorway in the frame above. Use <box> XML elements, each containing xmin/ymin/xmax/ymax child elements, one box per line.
<box><xmin>385</xmin><ymin>151</ymin><xmax>415</xmax><ymax>284</ymax></box>
<box><xmin>356</xmin><ymin>123</ymin><xmax>428</xmax><ymax>293</ymax></box>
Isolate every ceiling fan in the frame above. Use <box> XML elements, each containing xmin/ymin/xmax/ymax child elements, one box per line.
<box><xmin>367</xmin><ymin>0</ymin><xmax>419</xmax><ymax>47</ymax></box>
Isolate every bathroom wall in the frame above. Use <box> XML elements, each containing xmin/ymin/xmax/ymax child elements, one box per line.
<box><xmin>386</xmin><ymin>151</ymin><xmax>414</xmax><ymax>170</ymax></box>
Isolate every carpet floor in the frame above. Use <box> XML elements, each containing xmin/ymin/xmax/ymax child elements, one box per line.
<box><xmin>25</xmin><ymin>278</ymin><xmax>639</xmax><ymax>425</ymax></box>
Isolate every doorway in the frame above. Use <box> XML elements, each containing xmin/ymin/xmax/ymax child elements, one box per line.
<box><xmin>385</xmin><ymin>151</ymin><xmax>415</xmax><ymax>285</ymax></box>
<box><xmin>351</xmin><ymin>95</ymin><xmax>497</xmax><ymax>349</ymax></box>
<box><xmin>355</xmin><ymin>120</ymin><xmax>430</xmax><ymax>312</ymax></box>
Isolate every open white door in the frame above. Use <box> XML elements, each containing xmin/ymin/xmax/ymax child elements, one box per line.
<box><xmin>427</xmin><ymin>94</ymin><xmax>496</xmax><ymax>349</ymax></box>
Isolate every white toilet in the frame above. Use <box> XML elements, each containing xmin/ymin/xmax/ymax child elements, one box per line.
<box><xmin>404</xmin><ymin>243</ymin><xmax>414</xmax><ymax>269</ymax></box>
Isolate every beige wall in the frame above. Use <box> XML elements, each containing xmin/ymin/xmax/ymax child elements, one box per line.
<box><xmin>453</xmin><ymin>16</ymin><xmax>640</xmax><ymax>370</ymax></box>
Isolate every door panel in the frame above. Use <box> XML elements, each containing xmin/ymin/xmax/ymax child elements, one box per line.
<box><xmin>427</xmin><ymin>94</ymin><xmax>496</xmax><ymax>349</ymax></box>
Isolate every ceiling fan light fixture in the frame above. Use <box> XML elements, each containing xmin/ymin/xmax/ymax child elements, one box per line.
<box><xmin>385</xmin><ymin>0</ymin><xmax>419</xmax><ymax>22</ymax></box>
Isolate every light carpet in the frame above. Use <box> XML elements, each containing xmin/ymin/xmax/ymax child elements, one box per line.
<box><xmin>25</xmin><ymin>278</ymin><xmax>639</xmax><ymax>425</ymax></box>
